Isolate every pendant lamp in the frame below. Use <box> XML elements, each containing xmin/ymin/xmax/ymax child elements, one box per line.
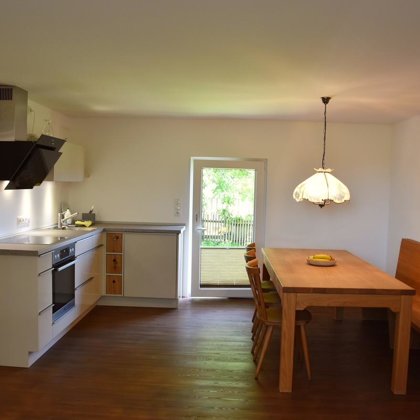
<box><xmin>293</xmin><ymin>97</ymin><xmax>350</xmax><ymax>208</ymax></box>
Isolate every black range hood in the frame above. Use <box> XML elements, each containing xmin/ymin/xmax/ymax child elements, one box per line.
<box><xmin>0</xmin><ymin>85</ymin><xmax>66</xmax><ymax>190</ymax></box>
<box><xmin>0</xmin><ymin>135</ymin><xmax>65</xmax><ymax>190</ymax></box>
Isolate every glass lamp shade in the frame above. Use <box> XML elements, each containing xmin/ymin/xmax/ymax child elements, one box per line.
<box><xmin>293</xmin><ymin>168</ymin><xmax>350</xmax><ymax>207</ymax></box>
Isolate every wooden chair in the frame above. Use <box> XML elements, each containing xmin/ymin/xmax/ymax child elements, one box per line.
<box><xmin>246</xmin><ymin>263</ymin><xmax>312</xmax><ymax>380</ymax></box>
<box><xmin>246</xmin><ymin>242</ymin><xmax>256</xmax><ymax>252</ymax></box>
<box><xmin>387</xmin><ymin>238</ymin><xmax>420</xmax><ymax>348</ymax></box>
<box><xmin>246</xmin><ymin>258</ymin><xmax>279</xmax><ymax>344</ymax></box>
<box><xmin>247</xmin><ymin>258</ymin><xmax>276</xmax><ymax>292</ymax></box>
<box><xmin>244</xmin><ymin>248</ymin><xmax>257</xmax><ymax>262</ymax></box>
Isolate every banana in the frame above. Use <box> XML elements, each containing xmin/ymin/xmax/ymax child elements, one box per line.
<box><xmin>310</xmin><ymin>254</ymin><xmax>333</xmax><ymax>261</ymax></box>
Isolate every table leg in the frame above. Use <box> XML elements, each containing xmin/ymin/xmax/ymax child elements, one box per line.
<box><xmin>391</xmin><ymin>295</ymin><xmax>412</xmax><ymax>395</ymax></box>
<box><xmin>279</xmin><ymin>292</ymin><xmax>296</xmax><ymax>392</ymax></box>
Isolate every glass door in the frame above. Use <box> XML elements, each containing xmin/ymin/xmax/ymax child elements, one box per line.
<box><xmin>191</xmin><ymin>158</ymin><xmax>266</xmax><ymax>298</ymax></box>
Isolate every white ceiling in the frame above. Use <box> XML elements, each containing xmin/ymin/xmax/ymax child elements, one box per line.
<box><xmin>1</xmin><ymin>0</ymin><xmax>420</xmax><ymax>123</ymax></box>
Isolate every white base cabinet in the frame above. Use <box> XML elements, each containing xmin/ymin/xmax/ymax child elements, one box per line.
<box><xmin>75</xmin><ymin>235</ymin><xmax>103</xmax><ymax>317</ymax></box>
<box><xmin>0</xmin><ymin>233</ymin><xmax>104</xmax><ymax>368</ymax></box>
<box><xmin>0</xmin><ymin>252</ymin><xmax>53</xmax><ymax>366</ymax></box>
<box><xmin>124</xmin><ymin>233</ymin><xmax>178</xmax><ymax>299</ymax></box>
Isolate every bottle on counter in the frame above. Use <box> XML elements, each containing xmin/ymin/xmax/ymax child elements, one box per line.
<box><xmin>64</xmin><ymin>209</ymin><xmax>72</xmax><ymax>225</ymax></box>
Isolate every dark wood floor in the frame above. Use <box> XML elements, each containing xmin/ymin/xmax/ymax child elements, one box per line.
<box><xmin>0</xmin><ymin>299</ymin><xmax>419</xmax><ymax>419</ymax></box>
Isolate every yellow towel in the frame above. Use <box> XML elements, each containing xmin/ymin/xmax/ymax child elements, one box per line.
<box><xmin>75</xmin><ymin>220</ymin><xmax>93</xmax><ymax>227</ymax></box>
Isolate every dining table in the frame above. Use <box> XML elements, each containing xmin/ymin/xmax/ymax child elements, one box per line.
<box><xmin>261</xmin><ymin>247</ymin><xmax>415</xmax><ymax>394</ymax></box>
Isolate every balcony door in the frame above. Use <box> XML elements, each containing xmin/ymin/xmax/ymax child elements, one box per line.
<box><xmin>191</xmin><ymin>158</ymin><xmax>266</xmax><ymax>298</ymax></box>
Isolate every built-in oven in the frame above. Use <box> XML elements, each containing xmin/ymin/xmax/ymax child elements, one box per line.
<box><xmin>52</xmin><ymin>243</ymin><xmax>76</xmax><ymax>322</ymax></box>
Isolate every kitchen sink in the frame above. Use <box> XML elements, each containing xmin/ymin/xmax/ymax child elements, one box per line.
<box><xmin>29</xmin><ymin>227</ymin><xmax>97</xmax><ymax>236</ymax></box>
<box><xmin>62</xmin><ymin>226</ymin><xmax>97</xmax><ymax>231</ymax></box>
<box><xmin>26</xmin><ymin>229</ymin><xmax>79</xmax><ymax>237</ymax></box>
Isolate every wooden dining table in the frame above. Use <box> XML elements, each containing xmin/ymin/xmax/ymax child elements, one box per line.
<box><xmin>262</xmin><ymin>248</ymin><xmax>415</xmax><ymax>394</ymax></box>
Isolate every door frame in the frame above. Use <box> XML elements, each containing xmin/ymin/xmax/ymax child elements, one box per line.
<box><xmin>190</xmin><ymin>157</ymin><xmax>267</xmax><ymax>298</ymax></box>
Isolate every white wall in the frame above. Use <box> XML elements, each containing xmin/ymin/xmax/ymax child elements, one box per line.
<box><xmin>387</xmin><ymin>116</ymin><xmax>420</xmax><ymax>274</ymax></box>
<box><xmin>0</xmin><ymin>100</ymin><xmax>70</xmax><ymax>238</ymax></box>
<box><xmin>65</xmin><ymin>116</ymin><xmax>392</xmax><ymax>295</ymax></box>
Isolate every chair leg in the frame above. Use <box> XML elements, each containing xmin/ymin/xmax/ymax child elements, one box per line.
<box><xmin>251</xmin><ymin>309</ymin><xmax>258</xmax><ymax>337</ymax></box>
<box><xmin>255</xmin><ymin>325</ymin><xmax>273</xmax><ymax>379</ymax></box>
<box><xmin>253</xmin><ymin>323</ymin><xmax>266</xmax><ymax>361</ymax></box>
<box><xmin>251</xmin><ymin>319</ymin><xmax>263</xmax><ymax>354</ymax></box>
<box><xmin>252</xmin><ymin>320</ymin><xmax>263</xmax><ymax>356</ymax></box>
<box><xmin>299</xmin><ymin>324</ymin><xmax>311</xmax><ymax>380</ymax></box>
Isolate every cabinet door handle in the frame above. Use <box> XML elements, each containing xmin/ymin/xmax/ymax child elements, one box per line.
<box><xmin>39</xmin><ymin>303</ymin><xmax>54</xmax><ymax>316</ymax></box>
<box><xmin>75</xmin><ymin>276</ymin><xmax>95</xmax><ymax>290</ymax></box>
<box><xmin>38</xmin><ymin>267</ymin><xmax>54</xmax><ymax>276</ymax></box>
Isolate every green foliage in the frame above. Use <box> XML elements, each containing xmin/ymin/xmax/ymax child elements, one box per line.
<box><xmin>201</xmin><ymin>239</ymin><xmax>243</xmax><ymax>248</ymax></box>
<box><xmin>201</xmin><ymin>167</ymin><xmax>255</xmax><ymax>219</ymax></box>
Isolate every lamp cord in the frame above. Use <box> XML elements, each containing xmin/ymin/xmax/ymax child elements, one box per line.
<box><xmin>321</xmin><ymin>96</ymin><xmax>331</xmax><ymax>169</ymax></box>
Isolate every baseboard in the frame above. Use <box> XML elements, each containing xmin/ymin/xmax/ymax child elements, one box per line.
<box><xmin>98</xmin><ymin>296</ymin><xmax>178</xmax><ymax>308</ymax></box>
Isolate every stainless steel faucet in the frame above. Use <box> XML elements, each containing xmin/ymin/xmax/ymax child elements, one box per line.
<box><xmin>57</xmin><ymin>211</ymin><xmax>78</xmax><ymax>229</ymax></box>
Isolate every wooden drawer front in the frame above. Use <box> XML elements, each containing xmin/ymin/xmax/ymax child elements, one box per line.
<box><xmin>106</xmin><ymin>254</ymin><xmax>123</xmax><ymax>274</ymax></box>
<box><xmin>106</xmin><ymin>275</ymin><xmax>123</xmax><ymax>295</ymax></box>
<box><xmin>106</xmin><ymin>232</ymin><xmax>123</xmax><ymax>253</ymax></box>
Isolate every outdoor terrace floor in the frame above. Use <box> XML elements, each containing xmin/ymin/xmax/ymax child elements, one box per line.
<box><xmin>200</xmin><ymin>247</ymin><xmax>250</xmax><ymax>287</ymax></box>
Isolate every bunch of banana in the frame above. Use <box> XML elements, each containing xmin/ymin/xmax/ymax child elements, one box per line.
<box><xmin>307</xmin><ymin>253</ymin><xmax>336</xmax><ymax>266</ymax></box>
<box><xmin>309</xmin><ymin>253</ymin><xmax>334</xmax><ymax>261</ymax></box>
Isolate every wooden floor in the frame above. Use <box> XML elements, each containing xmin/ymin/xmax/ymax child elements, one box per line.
<box><xmin>0</xmin><ymin>299</ymin><xmax>420</xmax><ymax>419</ymax></box>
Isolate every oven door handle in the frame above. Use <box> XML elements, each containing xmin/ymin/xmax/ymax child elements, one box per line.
<box><xmin>55</xmin><ymin>259</ymin><xmax>76</xmax><ymax>272</ymax></box>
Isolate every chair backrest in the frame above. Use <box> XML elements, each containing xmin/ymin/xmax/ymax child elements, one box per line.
<box><xmin>246</xmin><ymin>263</ymin><xmax>268</xmax><ymax>321</ymax></box>
<box><xmin>246</xmin><ymin>242</ymin><xmax>256</xmax><ymax>252</ymax></box>
<box><xmin>247</xmin><ymin>257</ymin><xmax>259</xmax><ymax>268</ymax></box>
<box><xmin>395</xmin><ymin>238</ymin><xmax>420</xmax><ymax>290</ymax></box>
<box><xmin>244</xmin><ymin>248</ymin><xmax>257</xmax><ymax>262</ymax></box>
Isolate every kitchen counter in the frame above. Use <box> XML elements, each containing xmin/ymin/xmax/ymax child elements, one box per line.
<box><xmin>97</xmin><ymin>222</ymin><xmax>185</xmax><ymax>234</ymax></box>
<box><xmin>0</xmin><ymin>222</ymin><xmax>185</xmax><ymax>256</ymax></box>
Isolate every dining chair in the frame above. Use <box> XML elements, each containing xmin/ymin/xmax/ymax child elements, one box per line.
<box><xmin>246</xmin><ymin>263</ymin><xmax>312</xmax><ymax>380</ymax></box>
<box><xmin>246</xmin><ymin>242</ymin><xmax>256</xmax><ymax>252</ymax></box>
<box><xmin>246</xmin><ymin>258</ymin><xmax>280</xmax><ymax>344</ymax></box>
<box><xmin>244</xmin><ymin>248</ymin><xmax>257</xmax><ymax>262</ymax></box>
<box><xmin>246</xmin><ymin>258</ymin><xmax>276</xmax><ymax>292</ymax></box>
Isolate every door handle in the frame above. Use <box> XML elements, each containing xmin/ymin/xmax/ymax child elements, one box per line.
<box><xmin>56</xmin><ymin>259</ymin><xmax>76</xmax><ymax>272</ymax></box>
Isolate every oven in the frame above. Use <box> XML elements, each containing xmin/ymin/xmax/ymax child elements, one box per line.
<box><xmin>52</xmin><ymin>243</ymin><xmax>76</xmax><ymax>322</ymax></box>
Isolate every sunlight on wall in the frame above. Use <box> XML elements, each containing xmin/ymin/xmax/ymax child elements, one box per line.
<box><xmin>1</xmin><ymin>182</ymin><xmax>13</xmax><ymax>200</ymax></box>
<box><xmin>43</xmin><ymin>182</ymin><xmax>56</xmax><ymax>223</ymax></box>
<box><xmin>19</xmin><ymin>189</ymin><xmax>32</xmax><ymax>218</ymax></box>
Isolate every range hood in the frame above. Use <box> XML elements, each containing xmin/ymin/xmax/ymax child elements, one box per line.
<box><xmin>0</xmin><ymin>85</ymin><xmax>65</xmax><ymax>190</ymax></box>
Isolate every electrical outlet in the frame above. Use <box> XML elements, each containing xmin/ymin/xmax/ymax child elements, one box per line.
<box><xmin>17</xmin><ymin>216</ymin><xmax>30</xmax><ymax>227</ymax></box>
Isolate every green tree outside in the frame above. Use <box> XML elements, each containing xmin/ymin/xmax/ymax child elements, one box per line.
<box><xmin>201</xmin><ymin>168</ymin><xmax>255</xmax><ymax>247</ymax></box>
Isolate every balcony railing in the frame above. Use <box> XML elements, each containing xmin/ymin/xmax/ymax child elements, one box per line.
<box><xmin>201</xmin><ymin>213</ymin><xmax>254</xmax><ymax>247</ymax></box>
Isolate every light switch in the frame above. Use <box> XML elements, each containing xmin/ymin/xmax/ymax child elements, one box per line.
<box><xmin>175</xmin><ymin>199</ymin><xmax>181</xmax><ymax>216</ymax></box>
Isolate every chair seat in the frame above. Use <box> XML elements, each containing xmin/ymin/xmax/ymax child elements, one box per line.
<box><xmin>263</xmin><ymin>291</ymin><xmax>280</xmax><ymax>305</ymax></box>
<box><xmin>261</xmin><ymin>280</ymin><xmax>275</xmax><ymax>291</ymax></box>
